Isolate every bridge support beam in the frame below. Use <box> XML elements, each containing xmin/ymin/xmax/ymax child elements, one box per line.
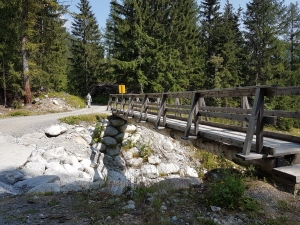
<box><xmin>242</xmin><ymin>88</ymin><xmax>265</xmax><ymax>155</ymax></box>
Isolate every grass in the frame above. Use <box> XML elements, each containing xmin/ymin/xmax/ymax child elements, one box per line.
<box><xmin>59</xmin><ymin>113</ymin><xmax>108</xmax><ymax>125</ymax></box>
<box><xmin>45</xmin><ymin>91</ymin><xmax>86</xmax><ymax>108</ymax></box>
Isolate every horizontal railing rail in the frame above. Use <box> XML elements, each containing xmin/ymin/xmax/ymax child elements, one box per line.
<box><xmin>107</xmin><ymin>85</ymin><xmax>300</xmax><ymax>158</ymax></box>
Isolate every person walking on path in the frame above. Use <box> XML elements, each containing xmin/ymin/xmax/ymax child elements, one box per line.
<box><xmin>87</xmin><ymin>93</ymin><xmax>92</xmax><ymax>108</ymax></box>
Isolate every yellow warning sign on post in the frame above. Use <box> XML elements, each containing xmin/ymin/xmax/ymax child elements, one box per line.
<box><xmin>118</xmin><ymin>85</ymin><xmax>126</xmax><ymax>94</ymax></box>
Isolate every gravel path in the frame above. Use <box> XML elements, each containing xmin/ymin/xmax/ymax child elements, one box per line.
<box><xmin>0</xmin><ymin>105</ymin><xmax>110</xmax><ymax>136</ymax></box>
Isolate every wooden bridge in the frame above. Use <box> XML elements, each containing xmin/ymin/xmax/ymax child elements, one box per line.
<box><xmin>107</xmin><ymin>85</ymin><xmax>300</xmax><ymax>189</ymax></box>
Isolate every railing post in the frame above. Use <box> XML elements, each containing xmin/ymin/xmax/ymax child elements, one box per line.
<box><xmin>115</xmin><ymin>97</ymin><xmax>119</xmax><ymax>112</ymax></box>
<box><xmin>242</xmin><ymin>88</ymin><xmax>265</xmax><ymax>155</ymax></box>
<box><xmin>154</xmin><ymin>94</ymin><xmax>166</xmax><ymax>129</ymax></box>
<box><xmin>182</xmin><ymin>92</ymin><xmax>200</xmax><ymax>139</ymax></box>
<box><xmin>241</xmin><ymin>96</ymin><xmax>250</xmax><ymax>128</ymax></box>
<box><xmin>138</xmin><ymin>95</ymin><xmax>148</xmax><ymax>122</ymax></box>
<box><xmin>175</xmin><ymin>98</ymin><xmax>182</xmax><ymax>117</ymax></box>
<box><xmin>106</xmin><ymin>95</ymin><xmax>112</xmax><ymax>111</ymax></box>
<box><xmin>199</xmin><ymin>97</ymin><xmax>209</xmax><ymax>121</ymax></box>
<box><xmin>120</xmin><ymin>95</ymin><xmax>126</xmax><ymax>114</ymax></box>
<box><xmin>126</xmin><ymin>96</ymin><xmax>133</xmax><ymax>118</ymax></box>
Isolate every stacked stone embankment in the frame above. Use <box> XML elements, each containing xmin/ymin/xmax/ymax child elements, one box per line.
<box><xmin>0</xmin><ymin>117</ymin><xmax>201</xmax><ymax>197</ymax></box>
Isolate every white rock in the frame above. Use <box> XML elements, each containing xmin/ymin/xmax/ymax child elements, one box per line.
<box><xmin>61</xmin><ymin>183</ymin><xmax>82</xmax><ymax>193</ymax></box>
<box><xmin>21</xmin><ymin>162</ymin><xmax>45</xmax><ymax>177</ymax></box>
<box><xmin>73</xmin><ymin>136</ymin><xmax>88</xmax><ymax>145</ymax></box>
<box><xmin>44</xmin><ymin>125</ymin><xmax>67</xmax><ymax>137</ymax></box>
<box><xmin>141</xmin><ymin>165</ymin><xmax>159</xmax><ymax>179</ymax></box>
<box><xmin>157</xmin><ymin>163</ymin><xmax>180</xmax><ymax>175</ymax></box>
<box><xmin>185</xmin><ymin>166</ymin><xmax>198</xmax><ymax>177</ymax></box>
<box><xmin>52</xmin><ymin>99</ymin><xmax>59</xmax><ymax>105</ymax></box>
<box><xmin>130</xmin><ymin>133</ymin><xmax>141</xmax><ymax>143</ymax></box>
<box><xmin>119</xmin><ymin>124</ymin><xmax>136</xmax><ymax>134</ymax></box>
<box><xmin>162</xmin><ymin>140</ymin><xmax>174</xmax><ymax>152</ymax></box>
<box><xmin>27</xmin><ymin>183</ymin><xmax>60</xmax><ymax>194</ymax></box>
<box><xmin>45</xmin><ymin>162</ymin><xmax>67</xmax><ymax>175</ymax></box>
<box><xmin>43</xmin><ymin>147</ymin><xmax>66</xmax><ymax>162</ymax></box>
<box><xmin>148</xmin><ymin>155</ymin><xmax>161</xmax><ymax>165</ymax></box>
<box><xmin>126</xmin><ymin>158</ymin><xmax>143</xmax><ymax>168</ymax></box>
<box><xmin>14</xmin><ymin>175</ymin><xmax>59</xmax><ymax>189</ymax></box>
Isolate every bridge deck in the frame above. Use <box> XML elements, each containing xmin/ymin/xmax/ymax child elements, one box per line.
<box><xmin>115</xmin><ymin>110</ymin><xmax>300</xmax><ymax>160</ymax></box>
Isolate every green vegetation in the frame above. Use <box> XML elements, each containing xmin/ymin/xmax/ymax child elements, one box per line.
<box><xmin>46</xmin><ymin>92</ymin><xmax>86</xmax><ymax>109</ymax></box>
<box><xmin>59</xmin><ymin>113</ymin><xmax>107</xmax><ymax>126</ymax></box>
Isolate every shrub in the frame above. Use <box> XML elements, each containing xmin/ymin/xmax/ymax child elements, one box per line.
<box><xmin>206</xmin><ymin>171</ymin><xmax>245</xmax><ymax>209</ymax></box>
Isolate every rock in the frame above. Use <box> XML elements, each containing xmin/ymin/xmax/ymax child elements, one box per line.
<box><xmin>102</xmin><ymin>136</ymin><xmax>117</xmax><ymax>146</ymax></box>
<box><xmin>157</xmin><ymin>163</ymin><xmax>180</xmax><ymax>175</ymax></box>
<box><xmin>93</xmin><ymin>143</ymin><xmax>107</xmax><ymax>153</ymax></box>
<box><xmin>4</xmin><ymin>170</ymin><xmax>25</xmax><ymax>185</ymax></box>
<box><xmin>148</xmin><ymin>155</ymin><xmax>161</xmax><ymax>165</ymax></box>
<box><xmin>126</xmin><ymin>158</ymin><xmax>143</xmax><ymax>168</ymax></box>
<box><xmin>73</xmin><ymin>136</ymin><xmax>88</xmax><ymax>145</ymax></box>
<box><xmin>185</xmin><ymin>166</ymin><xmax>198</xmax><ymax>177</ymax></box>
<box><xmin>52</xmin><ymin>99</ymin><xmax>59</xmax><ymax>105</ymax></box>
<box><xmin>109</xmin><ymin>119</ymin><xmax>126</xmax><ymax>127</ymax></box>
<box><xmin>44</xmin><ymin>162</ymin><xmax>67</xmax><ymax>175</ymax></box>
<box><xmin>14</xmin><ymin>175</ymin><xmax>59</xmax><ymax>190</ymax></box>
<box><xmin>44</xmin><ymin>125</ymin><xmax>67</xmax><ymax>137</ymax></box>
<box><xmin>114</xmin><ymin>132</ymin><xmax>129</xmax><ymax>142</ymax></box>
<box><xmin>141</xmin><ymin>165</ymin><xmax>159</xmax><ymax>179</ymax></box>
<box><xmin>123</xmin><ymin>200</ymin><xmax>135</xmax><ymax>209</ymax></box>
<box><xmin>0</xmin><ymin>182</ymin><xmax>20</xmax><ymax>196</ymax></box>
<box><xmin>60</xmin><ymin>182</ymin><xmax>82</xmax><ymax>193</ymax></box>
<box><xmin>104</xmin><ymin>126</ymin><xmax>119</xmax><ymax>136</ymax></box>
<box><xmin>119</xmin><ymin>124</ymin><xmax>136</xmax><ymax>134</ymax></box>
<box><xmin>21</xmin><ymin>162</ymin><xmax>45</xmax><ymax>177</ymax></box>
<box><xmin>27</xmin><ymin>183</ymin><xmax>60</xmax><ymax>194</ymax></box>
<box><xmin>43</xmin><ymin>147</ymin><xmax>66</xmax><ymax>162</ymax></box>
<box><xmin>106</xmin><ymin>145</ymin><xmax>121</xmax><ymax>156</ymax></box>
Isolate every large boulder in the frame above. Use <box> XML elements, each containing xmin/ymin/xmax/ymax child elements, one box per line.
<box><xmin>44</xmin><ymin>125</ymin><xmax>68</xmax><ymax>137</ymax></box>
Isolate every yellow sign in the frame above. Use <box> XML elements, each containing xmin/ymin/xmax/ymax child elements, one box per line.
<box><xmin>118</xmin><ymin>85</ymin><xmax>126</xmax><ymax>94</ymax></box>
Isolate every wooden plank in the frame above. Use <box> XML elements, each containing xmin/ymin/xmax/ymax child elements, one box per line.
<box><xmin>197</xmin><ymin>111</ymin><xmax>276</xmax><ymax>125</ymax></box>
<box><xmin>273</xmin><ymin>164</ymin><xmax>300</xmax><ymax>183</ymax></box>
<box><xmin>200</xmin><ymin>106</ymin><xmax>251</xmax><ymax>114</ymax></box>
<box><xmin>264</xmin><ymin>131</ymin><xmax>300</xmax><ymax>144</ymax></box>
<box><xmin>166</xmin><ymin>108</ymin><xmax>189</xmax><ymax>115</ymax></box>
<box><xmin>264</xmin><ymin>110</ymin><xmax>300</xmax><ymax>119</ymax></box>
<box><xmin>236</xmin><ymin>153</ymin><xmax>271</xmax><ymax>160</ymax></box>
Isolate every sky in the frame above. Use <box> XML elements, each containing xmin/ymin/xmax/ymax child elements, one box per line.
<box><xmin>64</xmin><ymin>0</ymin><xmax>297</xmax><ymax>31</ymax></box>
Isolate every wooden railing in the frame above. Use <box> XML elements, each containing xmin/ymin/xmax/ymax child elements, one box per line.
<box><xmin>107</xmin><ymin>85</ymin><xmax>300</xmax><ymax>157</ymax></box>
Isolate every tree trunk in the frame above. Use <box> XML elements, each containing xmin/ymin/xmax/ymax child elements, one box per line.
<box><xmin>21</xmin><ymin>0</ymin><xmax>32</xmax><ymax>104</ymax></box>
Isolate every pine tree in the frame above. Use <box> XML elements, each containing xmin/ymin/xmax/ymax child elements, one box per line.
<box><xmin>243</xmin><ymin>0</ymin><xmax>286</xmax><ymax>86</ymax></box>
<box><xmin>69</xmin><ymin>0</ymin><xmax>104</xmax><ymax>96</ymax></box>
<box><xmin>199</xmin><ymin>0</ymin><xmax>223</xmax><ymax>89</ymax></box>
<box><xmin>106</xmin><ymin>0</ymin><xmax>204</xmax><ymax>93</ymax></box>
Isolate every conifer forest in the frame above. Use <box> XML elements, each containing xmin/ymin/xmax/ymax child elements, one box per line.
<box><xmin>0</xmin><ymin>0</ymin><xmax>300</xmax><ymax>120</ymax></box>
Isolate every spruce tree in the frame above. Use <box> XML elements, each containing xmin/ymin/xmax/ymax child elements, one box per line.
<box><xmin>243</xmin><ymin>0</ymin><xmax>286</xmax><ymax>86</ymax></box>
<box><xmin>106</xmin><ymin>0</ymin><xmax>203</xmax><ymax>93</ymax></box>
<box><xmin>69</xmin><ymin>0</ymin><xmax>103</xmax><ymax>96</ymax></box>
<box><xmin>199</xmin><ymin>0</ymin><xmax>223</xmax><ymax>89</ymax></box>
